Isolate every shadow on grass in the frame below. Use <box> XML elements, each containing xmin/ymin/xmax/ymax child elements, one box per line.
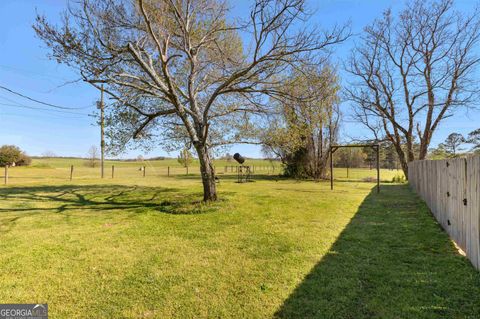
<box><xmin>0</xmin><ymin>184</ymin><xmax>228</xmax><ymax>216</ymax></box>
<box><xmin>275</xmin><ymin>184</ymin><xmax>480</xmax><ymax>319</ymax></box>
<box><xmin>173</xmin><ymin>172</ymin><xmax>286</xmax><ymax>182</ymax></box>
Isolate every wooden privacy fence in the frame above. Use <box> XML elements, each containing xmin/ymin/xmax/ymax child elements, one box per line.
<box><xmin>408</xmin><ymin>156</ymin><xmax>480</xmax><ymax>270</ymax></box>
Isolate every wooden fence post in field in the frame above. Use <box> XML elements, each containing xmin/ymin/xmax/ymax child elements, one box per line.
<box><xmin>70</xmin><ymin>165</ymin><xmax>74</xmax><ymax>181</ymax></box>
<box><xmin>167</xmin><ymin>166</ymin><xmax>170</xmax><ymax>177</ymax></box>
<box><xmin>4</xmin><ymin>165</ymin><xmax>8</xmax><ymax>185</ymax></box>
<box><xmin>111</xmin><ymin>165</ymin><xmax>115</xmax><ymax>179</ymax></box>
<box><xmin>143</xmin><ymin>166</ymin><xmax>146</xmax><ymax>177</ymax></box>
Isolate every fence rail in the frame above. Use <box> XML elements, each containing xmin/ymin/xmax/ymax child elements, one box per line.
<box><xmin>408</xmin><ymin>156</ymin><xmax>480</xmax><ymax>270</ymax></box>
<box><xmin>0</xmin><ymin>164</ymin><xmax>283</xmax><ymax>185</ymax></box>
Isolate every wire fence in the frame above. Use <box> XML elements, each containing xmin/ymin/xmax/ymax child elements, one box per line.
<box><xmin>0</xmin><ymin>163</ymin><xmax>283</xmax><ymax>186</ymax></box>
<box><xmin>1</xmin><ymin>161</ymin><xmax>404</xmax><ymax>186</ymax></box>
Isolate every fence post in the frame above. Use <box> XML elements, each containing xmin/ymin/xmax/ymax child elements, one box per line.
<box><xmin>4</xmin><ymin>165</ymin><xmax>8</xmax><ymax>185</ymax></box>
<box><xmin>143</xmin><ymin>166</ymin><xmax>146</xmax><ymax>177</ymax></box>
<box><xmin>168</xmin><ymin>166</ymin><xmax>170</xmax><ymax>177</ymax></box>
<box><xmin>112</xmin><ymin>165</ymin><xmax>115</xmax><ymax>179</ymax></box>
<box><xmin>70</xmin><ymin>165</ymin><xmax>74</xmax><ymax>181</ymax></box>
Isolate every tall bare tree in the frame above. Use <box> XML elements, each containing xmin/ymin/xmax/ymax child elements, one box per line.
<box><xmin>177</xmin><ymin>148</ymin><xmax>193</xmax><ymax>168</ymax></box>
<box><xmin>347</xmin><ymin>0</ymin><xmax>480</xmax><ymax>176</ymax></box>
<box><xmin>34</xmin><ymin>0</ymin><xmax>348</xmax><ymax>201</ymax></box>
<box><xmin>86</xmin><ymin>145</ymin><xmax>99</xmax><ymax>168</ymax></box>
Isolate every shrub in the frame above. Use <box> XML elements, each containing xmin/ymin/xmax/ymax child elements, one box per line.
<box><xmin>392</xmin><ymin>174</ymin><xmax>406</xmax><ymax>183</ymax></box>
<box><xmin>17</xmin><ymin>153</ymin><xmax>32</xmax><ymax>166</ymax></box>
<box><xmin>0</xmin><ymin>145</ymin><xmax>31</xmax><ymax>166</ymax></box>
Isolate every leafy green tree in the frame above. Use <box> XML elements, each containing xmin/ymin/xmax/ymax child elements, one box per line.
<box><xmin>363</xmin><ymin>146</ymin><xmax>376</xmax><ymax>170</ymax></box>
<box><xmin>334</xmin><ymin>148</ymin><xmax>366</xmax><ymax>168</ymax></box>
<box><xmin>0</xmin><ymin>145</ymin><xmax>30</xmax><ymax>166</ymax></box>
<box><xmin>428</xmin><ymin>144</ymin><xmax>448</xmax><ymax>159</ymax></box>
<box><xmin>384</xmin><ymin>144</ymin><xmax>397</xmax><ymax>169</ymax></box>
<box><xmin>442</xmin><ymin>133</ymin><xmax>465</xmax><ymax>157</ymax></box>
<box><xmin>262</xmin><ymin>65</ymin><xmax>340</xmax><ymax>180</ymax></box>
<box><xmin>467</xmin><ymin>128</ymin><xmax>480</xmax><ymax>153</ymax></box>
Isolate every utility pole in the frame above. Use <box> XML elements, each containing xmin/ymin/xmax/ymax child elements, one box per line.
<box><xmin>97</xmin><ymin>85</ymin><xmax>105</xmax><ymax>178</ymax></box>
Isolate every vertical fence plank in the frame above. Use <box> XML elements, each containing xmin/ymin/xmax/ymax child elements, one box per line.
<box><xmin>409</xmin><ymin>156</ymin><xmax>480</xmax><ymax>270</ymax></box>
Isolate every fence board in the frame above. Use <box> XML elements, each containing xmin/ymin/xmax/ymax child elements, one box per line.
<box><xmin>409</xmin><ymin>156</ymin><xmax>480</xmax><ymax>270</ymax></box>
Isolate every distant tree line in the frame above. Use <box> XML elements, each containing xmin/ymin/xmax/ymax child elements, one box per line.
<box><xmin>429</xmin><ymin>129</ymin><xmax>480</xmax><ymax>159</ymax></box>
<box><xmin>331</xmin><ymin>142</ymin><xmax>400</xmax><ymax>170</ymax></box>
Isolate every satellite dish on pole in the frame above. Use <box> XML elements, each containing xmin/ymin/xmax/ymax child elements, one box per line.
<box><xmin>233</xmin><ymin>153</ymin><xmax>245</xmax><ymax>164</ymax></box>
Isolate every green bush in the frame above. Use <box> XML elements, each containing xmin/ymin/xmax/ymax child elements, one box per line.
<box><xmin>392</xmin><ymin>174</ymin><xmax>406</xmax><ymax>183</ymax></box>
<box><xmin>0</xmin><ymin>145</ymin><xmax>31</xmax><ymax>166</ymax></box>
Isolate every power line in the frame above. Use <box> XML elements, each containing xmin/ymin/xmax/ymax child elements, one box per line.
<box><xmin>0</xmin><ymin>112</ymin><xmax>88</xmax><ymax>120</ymax></box>
<box><xmin>0</xmin><ymin>85</ymin><xmax>92</xmax><ymax>110</ymax></box>
<box><xmin>0</xmin><ymin>94</ymin><xmax>91</xmax><ymax>116</ymax></box>
<box><xmin>0</xmin><ymin>102</ymin><xmax>90</xmax><ymax>116</ymax></box>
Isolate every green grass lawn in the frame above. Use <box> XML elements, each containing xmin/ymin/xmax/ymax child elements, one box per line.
<box><xmin>0</xmin><ymin>161</ymin><xmax>478</xmax><ymax>318</ymax></box>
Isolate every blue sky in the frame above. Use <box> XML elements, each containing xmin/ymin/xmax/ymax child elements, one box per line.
<box><xmin>0</xmin><ymin>0</ymin><xmax>478</xmax><ymax>158</ymax></box>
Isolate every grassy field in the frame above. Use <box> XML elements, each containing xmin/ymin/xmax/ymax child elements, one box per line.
<box><xmin>5</xmin><ymin>157</ymin><xmax>403</xmax><ymax>185</ymax></box>
<box><xmin>0</xmin><ymin>159</ymin><xmax>478</xmax><ymax>318</ymax></box>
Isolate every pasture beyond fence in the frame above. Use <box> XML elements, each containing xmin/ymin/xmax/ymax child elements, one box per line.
<box><xmin>1</xmin><ymin>164</ymin><xmax>280</xmax><ymax>185</ymax></box>
<box><xmin>408</xmin><ymin>156</ymin><xmax>480</xmax><ymax>270</ymax></box>
<box><xmin>0</xmin><ymin>158</ymin><xmax>404</xmax><ymax>186</ymax></box>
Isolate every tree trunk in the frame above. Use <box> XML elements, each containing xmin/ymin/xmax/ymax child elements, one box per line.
<box><xmin>389</xmin><ymin>137</ymin><xmax>409</xmax><ymax>179</ymax></box>
<box><xmin>195</xmin><ymin>143</ymin><xmax>217</xmax><ymax>202</ymax></box>
<box><xmin>418</xmin><ymin>132</ymin><xmax>431</xmax><ymax>160</ymax></box>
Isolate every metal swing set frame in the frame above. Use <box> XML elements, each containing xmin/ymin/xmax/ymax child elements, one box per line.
<box><xmin>329</xmin><ymin>144</ymin><xmax>380</xmax><ymax>193</ymax></box>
